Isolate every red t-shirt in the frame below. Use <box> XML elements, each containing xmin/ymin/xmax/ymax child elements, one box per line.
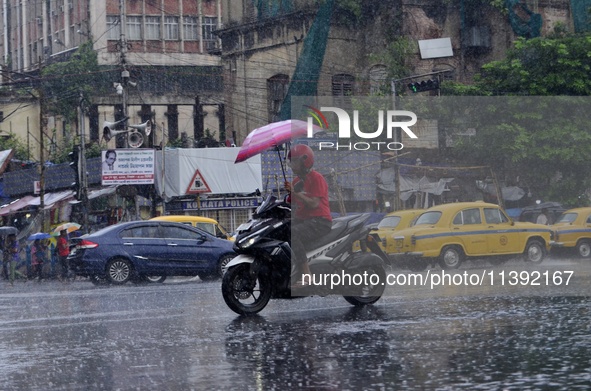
<box><xmin>291</xmin><ymin>170</ymin><xmax>332</xmax><ymax>221</ymax></box>
<box><xmin>57</xmin><ymin>236</ymin><xmax>70</xmax><ymax>257</ymax></box>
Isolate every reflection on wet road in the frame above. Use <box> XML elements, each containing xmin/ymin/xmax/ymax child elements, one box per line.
<box><xmin>0</xmin><ymin>258</ymin><xmax>589</xmax><ymax>390</ymax></box>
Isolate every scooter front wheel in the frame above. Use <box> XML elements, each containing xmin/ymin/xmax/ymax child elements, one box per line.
<box><xmin>222</xmin><ymin>263</ymin><xmax>272</xmax><ymax>315</ymax></box>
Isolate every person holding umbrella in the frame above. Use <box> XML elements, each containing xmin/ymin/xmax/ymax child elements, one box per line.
<box><xmin>3</xmin><ymin>234</ymin><xmax>19</xmax><ymax>286</ymax></box>
<box><xmin>56</xmin><ymin>229</ymin><xmax>70</xmax><ymax>282</ymax></box>
<box><xmin>31</xmin><ymin>239</ymin><xmax>48</xmax><ymax>282</ymax></box>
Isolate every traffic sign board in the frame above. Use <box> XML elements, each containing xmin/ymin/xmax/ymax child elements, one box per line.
<box><xmin>186</xmin><ymin>169</ymin><xmax>211</xmax><ymax>194</ymax></box>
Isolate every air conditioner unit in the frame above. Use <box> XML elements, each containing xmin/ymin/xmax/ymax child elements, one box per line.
<box><xmin>36</xmin><ymin>17</ymin><xmax>42</xmax><ymax>25</ymax></box>
<box><xmin>59</xmin><ymin>5</ymin><xmax>64</xmax><ymax>12</ymax></box>
<box><xmin>68</xmin><ymin>3</ymin><xmax>73</xmax><ymax>9</ymax></box>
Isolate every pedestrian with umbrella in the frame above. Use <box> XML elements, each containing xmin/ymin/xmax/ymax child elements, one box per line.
<box><xmin>28</xmin><ymin>233</ymin><xmax>51</xmax><ymax>282</ymax></box>
<box><xmin>3</xmin><ymin>233</ymin><xmax>19</xmax><ymax>286</ymax></box>
<box><xmin>0</xmin><ymin>226</ymin><xmax>18</xmax><ymax>280</ymax></box>
<box><xmin>56</xmin><ymin>229</ymin><xmax>71</xmax><ymax>282</ymax></box>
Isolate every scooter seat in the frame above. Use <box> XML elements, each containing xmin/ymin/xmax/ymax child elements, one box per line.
<box><xmin>305</xmin><ymin>214</ymin><xmax>369</xmax><ymax>250</ymax></box>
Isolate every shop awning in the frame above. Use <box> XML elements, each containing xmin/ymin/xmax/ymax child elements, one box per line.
<box><xmin>0</xmin><ymin>195</ymin><xmax>36</xmax><ymax>216</ymax></box>
<box><xmin>29</xmin><ymin>190</ymin><xmax>75</xmax><ymax>209</ymax></box>
<box><xmin>88</xmin><ymin>186</ymin><xmax>118</xmax><ymax>200</ymax></box>
<box><xmin>0</xmin><ymin>191</ymin><xmax>75</xmax><ymax>216</ymax></box>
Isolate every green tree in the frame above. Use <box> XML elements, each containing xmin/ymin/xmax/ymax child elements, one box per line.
<box><xmin>474</xmin><ymin>35</ymin><xmax>591</xmax><ymax>95</ymax></box>
<box><xmin>40</xmin><ymin>41</ymin><xmax>104</xmax><ymax>123</ymax></box>
<box><xmin>0</xmin><ymin>133</ymin><xmax>28</xmax><ymax>162</ymax></box>
<box><xmin>443</xmin><ymin>33</ymin><xmax>591</xmax><ymax>205</ymax></box>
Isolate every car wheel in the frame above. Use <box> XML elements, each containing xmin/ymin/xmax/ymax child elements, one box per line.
<box><xmin>218</xmin><ymin>254</ymin><xmax>236</xmax><ymax>277</ymax></box>
<box><xmin>576</xmin><ymin>240</ymin><xmax>591</xmax><ymax>258</ymax></box>
<box><xmin>143</xmin><ymin>275</ymin><xmax>167</xmax><ymax>283</ymax></box>
<box><xmin>106</xmin><ymin>258</ymin><xmax>133</xmax><ymax>284</ymax></box>
<box><xmin>523</xmin><ymin>239</ymin><xmax>545</xmax><ymax>264</ymax></box>
<box><xmin>438</xmin><ymin>246</ymin><xmax>464</xmax><ymax>269</ymax></box>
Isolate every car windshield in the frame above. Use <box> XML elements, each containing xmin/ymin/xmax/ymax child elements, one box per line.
<box><xmin>196</xmin><ymin>222</ymin><xmax>216</xmax><ymax>235</ymax></box>
<box><xmin>556</xmin><ymin>213</ymin><xmax>577</xmax><ymax>223</ymax></box>
<box><xmin>377</xmin><ymin>216</ymin><xmax>401</xmax><ymax>229</ymax></box>
<box><xmin>414</xmin><ymin>211</ymin><xmax>441</xmax><ymax>225</ymax></box>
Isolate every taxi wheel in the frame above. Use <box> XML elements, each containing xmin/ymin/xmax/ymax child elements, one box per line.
<box><xmin>524</xmin><ymin>239</ymin><xmax>545</xmax><ymax>264</ymax></box>
<box><xmin>576</xmin><ymin>240</ymin><xmax>591</xmax><ymax>258</ymax></box>
<box><xmin>438</xmin><ymin>246</ymin><xmax>464</xmax><ymax>270</ymax></box>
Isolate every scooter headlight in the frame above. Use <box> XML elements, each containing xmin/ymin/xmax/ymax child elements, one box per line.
<box><xmin>241</xmin><ymin>237</ymin><xmax>257</xmax><ymax>248</ymax></box>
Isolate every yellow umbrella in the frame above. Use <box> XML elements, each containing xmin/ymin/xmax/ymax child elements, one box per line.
<box><xmin>53</xmin><ymin>222</ymin><xmax>81</xmax><ymax>234</ymax></box>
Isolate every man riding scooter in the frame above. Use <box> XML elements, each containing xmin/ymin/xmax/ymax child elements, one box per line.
<box><xmin>284</xmin><ymin>144</ymin><xmax>332</xmax><ymax>288</ymax></box>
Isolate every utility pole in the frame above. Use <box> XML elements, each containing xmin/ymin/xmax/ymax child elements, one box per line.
<box><xmin>161</xmin><ymin>122</ymin><xmax>166</xmax><ymax>215</ymax></box>
<box><xmin>389</xmin><ymin>69</ymin><xmax>452</xmax><ymax>210</ymax></box>
<box><xmin>38</xmin><ymin>57</ymin><xmax>47</xmax><ymax>232</ymax></box>
<box><xmin>79</xmin><ymin>93</ymin><xmax>89</xmax><ymax>233</ymax></box>
<box><xmin>119</xmin><ymin>0</ymin><xmax>129</xmax><ymax>148</ymax></box>
<box><xmin>390</xmin><ymin>80</ymin><xmax>401</xmax><ymax>210</ymax></box>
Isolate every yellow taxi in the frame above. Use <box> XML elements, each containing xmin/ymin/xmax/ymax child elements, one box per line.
<box><xmin>352</xmin><ymin>210</ymin><xmax>423</xmax><ymax>252</ymax></box>
<box><xmin>150</xmin><ymin>215</ymin><xmax>233</xmax><ymax>241</ymax></box>
<box><xmin>390</xmin><ymin>202</ymin><xmax>553</xmax><ymax>270</ymax></box>
<box><xmin>550</xmin><ymin>207</ymin><xmax>591</xmax><ymax>258</ymax></box>
<box><xmin>374</xmin><ymin>209</ymin><xmax>424</xmax><ymax>253</ymax></box>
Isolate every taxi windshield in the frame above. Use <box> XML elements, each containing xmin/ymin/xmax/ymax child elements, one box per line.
<box><xmin>414</xmin><ymin>211</ymin><xmax>441</xmax><ymax>225</ymax></box>
<box><xmin>377</xmin><ymin>216</ymin><xmax>401</xmax><ymax>229</ymax></box>
<box><xmin>556</xmin><ymin>213</ymin><xmax>577</xmax><ymax>223</ymax></box>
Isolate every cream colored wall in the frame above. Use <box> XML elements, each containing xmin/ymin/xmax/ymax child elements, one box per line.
<box><xmin>0</xmin><ymin>99</ymin><xmax>40</xmax><ymax>160</ymax></box>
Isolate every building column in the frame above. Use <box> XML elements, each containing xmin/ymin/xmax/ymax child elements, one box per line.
<box><xmin>89</xmin><ymin>105</ymin><xmax>99</xmax><ymax>142</ymax></box>
<box><xmin>193</xmin><ymin>97</ymin><xmax>204</xmax><ymax>144</ymax></box>
<box><xmin>166</xmin><ymin>105</ymin><xmax>178</xmax><ymax>142</ymax></box>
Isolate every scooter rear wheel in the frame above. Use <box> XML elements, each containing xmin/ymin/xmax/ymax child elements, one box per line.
<box><xmin>343</xmin><ymin>263</ymin><xmax>386</xmax><ymax>306</ymax></box>
<box><xmin>222</xmin><ymin>263</ymin><xmax>272</xmax><ymax>315</ymax></box>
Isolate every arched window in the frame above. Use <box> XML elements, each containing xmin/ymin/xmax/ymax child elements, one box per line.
<box><xmin>332</xmin><ymin>73</ymin><xmax>355</xmax><ymax>107</ymax></box>
<box><xmin>267</xmin><ymin>74</ymin><xmax>289</xmax><ymax>122</ymax></box>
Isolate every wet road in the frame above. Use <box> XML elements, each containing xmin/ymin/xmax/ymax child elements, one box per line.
<box><xmin>0</xmin><ymin>257</ymin><xmax>589</xmax><ymax>390</ymax></box>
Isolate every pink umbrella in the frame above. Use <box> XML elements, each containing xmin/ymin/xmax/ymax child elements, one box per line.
<box><xmin>235</xmin><ymin>119</ymin><xmax>323</xmax><ymax>181</ymax></box>
<box><xmin>235</xmin><ymin>119</ymin><xmax>322</xmax><ymax>163</ymax></box>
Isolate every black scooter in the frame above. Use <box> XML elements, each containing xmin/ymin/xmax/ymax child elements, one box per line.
<box><xmin>221</xmin><ymin>195</ymin><xmax>388</xmax><ymax>315</ymax></box>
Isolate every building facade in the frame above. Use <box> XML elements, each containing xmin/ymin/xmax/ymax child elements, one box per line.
<box><xmin>0</xmin><ymin>0</ymin><xmax>226</xmax><ymax>161</ymax></box>
<box><xmin>218</xmin><ymin>0</ymin><xmax>573</xmax><ymax>145</ymax></box>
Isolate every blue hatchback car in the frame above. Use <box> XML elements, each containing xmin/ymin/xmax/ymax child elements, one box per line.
<box><xmin>69</xmin><ymin>221</ymin><xmax>236</xmax><ymax>284</ymax></box>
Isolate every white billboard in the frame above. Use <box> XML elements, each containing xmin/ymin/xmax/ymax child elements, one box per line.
<box><xmin>101</xmin><ymin>149</ymin><xmax>155</xmax><ymax>185</ymax></box>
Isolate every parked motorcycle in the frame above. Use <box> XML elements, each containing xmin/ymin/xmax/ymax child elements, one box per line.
<box><xmin>221</xmin><ymin>195</ymin><xmax>388</xmax><ymax>315</ymax></box>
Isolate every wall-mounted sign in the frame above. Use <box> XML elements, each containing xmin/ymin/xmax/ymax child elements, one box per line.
<box><xmin>101</xmin><ymin>149</ymin><xmax>155</xmax><ymax>186</ymax></box>
<box><xmin>418</xmin><ymin>38</ymin><xmax>453</xmax><ymax>59</ymax></box>
<box><xmin>168</xmin><ymin>197</ymin><xmax>261</xmax><ymax>211</ymax></box>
